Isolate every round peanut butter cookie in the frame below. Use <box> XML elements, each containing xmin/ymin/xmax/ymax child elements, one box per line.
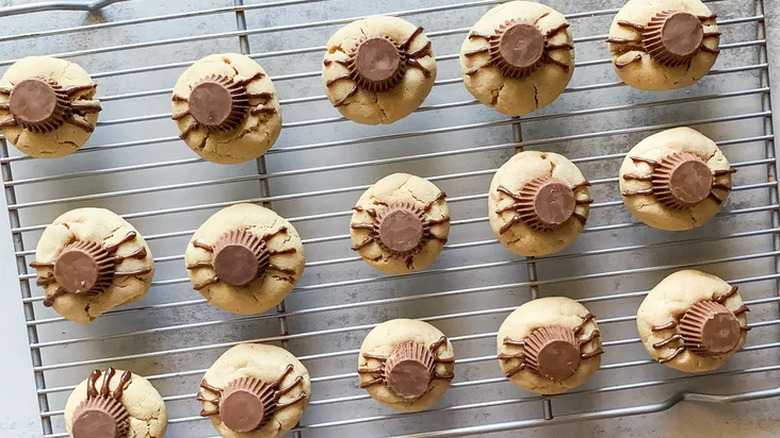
<box><xmin>619</xmin><ymin>127</ymin><xmax>734</xmax><ymax>231</ymax></box>
<box><xmin>497</xmin><ymin>297</ymin><xmax>603</xmax><ymax>395</ymax></box>
<box><xmin>359</xmin><ymin>319</ymin><xmax>455</xmax><ymax>412</ymax></box>
<box><xmin>637</xmin><ymin>270</ymin><xmax>749</xmax><ymax>373</ymax></box>
<box><xmin>31</xmin><ymin>208</ymin><xmax>154</xmax><ymax>324</ymax></box>
<box><xmin>0</xmin><ymin>56</ymin><xmax>101</xmax><ymax>158</ymax></box>
<box><xmin>608</xmin><ymin>0</ymin><xmax>720</xmax><ymax>90</ymax></box>
<box><xmin>460</xmin><ymin>1</ymin><xmax>574</xmax><ymax>117</ymax></box>
<box><xmin>488</xmin><ymin>151</ymin><xmax>592</xmax><ymax>257</ymax></box>
<box><xmin>65</xmin><ymin>368</ymin><xmax>167</xmax><ymax>438</ymax></box>
<box><xmin>185</xmin><ymin>203</ymin><xmax>305</xmax><ymax>314</ymax></box>
<box><xmin>172</xmin><ymin>53</ymin><xmax>282</xmax><ymax>164</ymax></box>
<box><xmin>350</xmin><ymin>173</ymin><xmax>450</xmax><ymax>274</ymax></box>
<box><xmin>198</xmin><ymin>344</ymin><xmax>311</xmax><ymax>438</ymax></box>
<box><xmin>322</xmin><ymin>16</ymin><xmax>436</xmax><ymax>125</ymax></box>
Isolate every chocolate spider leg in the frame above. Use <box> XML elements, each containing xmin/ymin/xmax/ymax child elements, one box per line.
<box><xmin>657</xmin><ymin>346</ymin><xmax>685</xmax><ymax>363</ymax></box>
<box><xmin>114</xmin><ymin>267</ymin><xmax>153</xmax><ymax>277</ymax></box>
<box><xmin>192</xmin><ymin>240</ymin><xmax>214</xmax><ymax>252</ymax></box>
<box><xmin>653</xmin><ymin>334</ymin><xmax>683</xmax><ymax>349</ymax></box>
<box><xmin>465</xmin><ymin>66</ymin><xmax>483</xmax><ymax>76</ymax></box>
<box><xmin>251</xmin><ymin>105</ymin><xmax>276</xmax><ymax>115</ymax></box>
<box><xmin>193</xmin><ymin>276</ymin><xmax>219</xmax><ymax>290</ymax></box>
<box><xmin>503</xmin><ymin>338</ymin><xmax>525</xmax><ymax>347</ymax></box>
<box><xmin>630</xmin><ymin>156</ymin><xmax>659</xmax><ymax>166</ymax></box>
<box><xmin>357</xmin><ymin>367</ymin><xmax>383</xmax><ymax>374</ymax></box>
<box><xmin>235</xmin><ymin>72</ymin><xmax>265</xmax><ymax>87</ymax></box>
<box><xmin>622</xmin><ymin>188</ymin><xmax>654</xmax><ymax>197</ymax></box>
<box><xmin>42</xmin><ymin>288</ymin><xmax>67</xmax><ymax>307</ymax></box>
<box><xmin>581</xmin><ymin>347</ymin><xmax>604</xmax><ymax>359</ymax></box>
<box><xmin>66</xmin><ymin>118</ymin><xmax>96</xmax><ymax>133</ymax></box>
<box><xmin>707</xmin><ymin>192</ymin><xmax>725</xmax><ymax>205</ymax></box>
<box><xmin>498</xmin><ymin>352</ymin><xmax>525</xmax><ymax>360</ymax></box>
<box><xmin>576</xmin><ymin>198</ymin><xmax>595</xmax><ymax>206</ymax></box>
<box><xmin>427</xmin><ymin>216</ymin><xmax>450</xmax><ymax>226</ymax></box>
<box><xmin>266</xmin><ymin>264</ymin><xmax>296</xmax><ymax>276</ymax></box>
<box><xmin>0</xmin><ymin>102</ymin><xmax>9</xmax><ymax>110</ymax></box>
<box><xmin>0</xmin><ymin>116</ymin><xmax>16</xmax><ymax>128</ymax></box>
<box><xmin>186</xmin><ymin>260</ymin><xmax>212</xmax><ymax>269</ymax></box>
<box><xmin>572</xmin><ymin>213</ymin><xmax>588</xmax><ymax>226</ymax></box>
<box><xmin>359</xmin><ymin>376</ymin><xmax>384</xmax><ymax>388</ymax></box>
<box><xmin>713</xmin><ymin>168</ymin><xmax>737</xmax><ymax>176</ymax></box>
<box><xmin>87</xmin><ymin>369</ymin><xmax>101</xmax><ymax>398</ymax></box>
<box><xmin>268</xmin><ymin>247</ymin><xmax>297</xmax><ymax>256</ymax></box>
<box><xmin>172</xmin><ymin>110</ymin><xmax>190</xmax><ymax>120</ymax></box>
<box><xmin>425</xmin><ymin>231</ymin><xmax>448</xmax><ymax>244</ymax></box>
<box><xmin>333</xmin><ymin>85</ymin><xmax>358</xmax><ymax>107</ymax></box>
<box><xmin>499</xmin><ymin>215</ymin><xmax>523</xmax><ymax>234</ymax></box>
<box><xmin>496</xmin><ymin>186</ymin><xmax>523</xmax><ymax>201</ymax></box>
<box><xmin>546</xmin><ymin>42</ymin><xmax>574</xmax><ymax>51</ymax></box>
<box><xmin>573</xmin><ymin>313</ymin><xmax>597</xmax><ymax>335</ymax></box>
<box><xmin>543</xmin><ymin>54</ymin><xmax>571</xmax><ymax>73</ymax></box>
<box><xmin>352</xmin><ymin>206</ymin><xmax>379</xmax><ymax>217</ymax></box>
<box><xmin>617</xmin><ymin>20</ymin><xmax>646</xmax><ymax>32</ymax></box>
<box><xmin>351</xmin><ymin>235</ymin><xmax>376</xmax><ymax>251</ymax></box>
<box><xmin>103</xmin><ymin>231</ymin><xmax>138</xmax><ymax>253</ymax></box>
<box><xmin>408</xmin><ymin>41</ymin><xmax>432</xmax><ymax>59</ymax></box>
<box><xmin>712</xmin><ymin>183</ymin><xmax>733</xmax><ymax>190</ymax></box>
<box><xmin>351</xmin><ymin>223</ymin><xmax>376</xmax><ymax>231</ymax></box>
<box><xmin>504</xmin><ymin>363</ymin><xmax>526</xmax><ymax>378</ymax></box>
<box><xmin>495</xmin><ymin>202</ymin><xmax>523</xmax><ymax>214</ymax></box>
<box><xmin>716</xmin><ymin>286</ymin><xmax>739</xmax><ymax>303</ymax></box>
<box><xmin>30</xmin><ymin>260</ymin><xmax>54</xmax><ymax>268</ymax></box>
<box><xmin>651</xmin><ymin>321</ymin><xmax>678</xmax><ymax>331</ymax></box>
<box><xmin>323</xmin><ymin>58</ymin><xmax>350</xmax><ymax>67</ymax></box>
<box><xmin>114</xmin><ymin>246</ymin><xmax>147</xmax><ymax>264</ymax></box>
<box><xmin>261</xmin><ymin>226</ymin><xmax>290</xmax><ymax>242</ymax></box>
<box><xmin>247</xmin><ymin>92</ymin><xmax>273</xmax><ymax>100</ymax></box>
<box><xmin>703</xmin><ymin>31</ymin><xmax>722</xmax><ymax>38</ymax></box>
<box><xmin>269</xmin><ymin>364</ymin><xmax>295</xmax><ymax>388</ymax></box>
<box><xmin>326</xmin><ymin>74</ymin><xmax>353</xmax><ymax>87</ymax></box>
<box><xmin>732</xmin><ymin>304</ymin><xmax>750</xmax><ymax>317</ymax></box>
<box><xmin>64</xmin><ymin>83</ymin><xmax>97</xmax><ymax>96</ymax></box>
<box><xmin>545</xmin><ymin>22</ymin><xmax>570</xmax><ymax>38</ymax></box>
<box><xmin>533</xmin><ymin>11</ymin><xmax>550</xmax><ymax>25</ymax></box>
<box><xmin>172</xmin><ymin>94</ymin><xmax>188</xmax><ymax>102</ymax></box>
<box><xmin>699</xmin><ymin>44</ymin><xmax>721</xmax><ymax>55</ymax></box>
<box><xmin>277</xmin><ymin>376</ymin><xmax>303</xmax><ymax>398</ymax></box>
<box><xmin>430</xmin><ymin>336</ymin><xmax>455</xmax><ymax>363</ymax></box>
<box><xmin>399</xmin><ymin>26</ymin><xmax>424</xmax><ymax>50</ymax></box>
<box><xmin>112</xmin><ymin>371</ymin><xmax>132</xmax><ymax>400</ymax></box>
<box><xmin>433</xmin><ymin>371</ymin><xmax>454</xmax><ymax>380</ymax></box>
<box><xmin>422</xmin><ymin>192</ymin><xmax>447</xmax><ymax>212</ymax></box>
<box><xmin>0</xmin><ymin>86</ymin><xmax>12</xmax><ymax>95</ymax></box>
<box><xmin>622</xmin><ymin>172</ymin><xmax>653</xmax><ymax>181</ymax></box>
<box><xmin>467</xmin><ymin>31</ymin><xmax>492</xmax><ymax>42</ymax></box>
<box><xmin>100</xmin><ymin>367</ymin><xmax>116</xmax><ymax>397</ymax></box>
<box><xmin>697</xmin><ymin>14</ymin><xmax>717</xmax><ymax>21</ymax></box>
<box><xmin>69</xmin><ymin>101</ymin><xmax>102</xmax><ymax>114</ymax></box>
<box><xmin>406</xmin><ymin>58</ymin><xmax>432</xmax><ymax>77</ymax></box>
<box><xmin>362</xmin><ymin>352</ymin><xmax>387</xmax><ymax>361</ymax></box>
<box><xmin>578</xmin><ymin>329</ymin><xmax>601</xmax><ymax>346</ymax></box>
<box><xmin>276</xmin><ymin>392</ymin><xmax>306</xmax><ymax>409</ymax></box>
<box><xmin>464</xmin><ymin>47</ymin><xmax>489</xmax><ymax>57</ymax></box>
<box><xmin>570</xmin><ymin>182</ymin><xmax>593</xmax><ymax>192</ymax></box>
<box><xmin>36</xmin><ymin>275</ymin><xmax>55</xmax><ymax>286</ymax></box>
<box><xmin>606</xmin><ymin>37</ymin><xmax>642</xmax><ymax>45</ymax></box>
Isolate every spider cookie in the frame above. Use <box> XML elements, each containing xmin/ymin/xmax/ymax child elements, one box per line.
<box><xmin>359</xmin><ymin>319</ymin><xmax>454</xmax><ymax>412</ymax></box>
<box><xmin>0</xmin><ymin>56</ymin><xmax>100</xmax><ymax>158</ymax></box>
<box><xmin>322</xmin><ymin>16</ymin><xmax>436</xmax><ymax>124</ymax></box>
<box><xmin>185</xmin><ymin>203</ymin><xmax>304</xmax><ymax>314</ymax></box>
<box><xmin>608</xmin><ymin>0</ymin><xmax>720</xmax><ymax>90</ymax></box>
<box><xmin>198</xmin><ymin>344</ymin><xmax>310</xmax><ymax>438</ymax></box>
<box><xmin>619</xmin><ymin>127</ymin><xmax>734</xmax><ymax>231</ymax></box>
<box><xmin>65</xmin><ymin>368</ymin><xmax>168</xmax><ymax>438</ymax></box>
<box><xmin>460</xmin><ymin>1</ymin><xmax>574</xmax><ymax>117</ymax></box>
<box><xmin>31</xmin><ymin>208</ymin><xmax>154</xmax><ymax>324</ymax></box>
<box><xmin>637</xmin><ymin>270</ymin><xmax>749</xmax><ymax>372</ymax></box>
<box><xmin>497</xmin><ymin>297</ymin><xmax>604</xmax><ymax>395</ymax></box>
<box><xmin>489</xmin><ymin>151</ymin><xmax>592</xmax><ymax>257</ymax></box>
<box><xmin>350</xmin><ymin>173</ymin><xmax>449</xmax><ymax>274</ymax></box>
<box><xmin>172</xmin><ymin>53</ymin><xmax>281</xmax><ymax>164</ymax></box>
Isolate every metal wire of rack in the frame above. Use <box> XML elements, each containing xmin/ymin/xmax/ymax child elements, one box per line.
<box><xmin>0</xmin><ymin>0</ymin><xmax>779</xmax><ymax>437</ymax></box>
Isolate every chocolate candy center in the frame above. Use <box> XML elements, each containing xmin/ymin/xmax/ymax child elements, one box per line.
<box><xmin>72</xmin><ymin>409</ymin><xmax>119</xmax><ymax>438</ymax></box>
<box><xmin>698</xmin><ymin>311</ymin><xmax>741</xmax><ymax>355</ymax></box>
<box><xmin>10</xmin><ymin>78</ymin><xmax>58</xmax><ymax>125</ymax></box>
<box><xmin>536</xmin><ymin>339</ymin><xmax>581</xmax><ymax>381</ymax></box>
<box><xmin>668</xmin><ymin>159</ymin><xmax>713</xmax><ymax>206</ymax></box>
<box><xmin>213</xmin><ymin>243</ymin><xmax>260</xmax><ymax>286</ymax></box>
<box><xmin>378</xmin><ymin>209</ymin><xmax>424</xmax><ymax>254</ymax></box>
<box><xmin>189</xmin><ymin>81</ymin><xmax>234</xmax><ymax>128</ymax></box>
<box><xmin>386</xmin><ymin>358</ymin><xmax>432</xmax><ymax>399</ymax></box>
<box><xmin>498</xmin><ymin>22</ymin><xmax>545</xmax><ymax>69</ymax></box>
<box><xmin>355</xmin><ymin>37</ymin><xmax>402</xmax><ymax>84</ymax></box>
<box><xmin>220</xmin><ymin>389</ymin><xmax>268</xmax><ymax>433</ymax></box>
<box><xmin>534</xmin><ymin>180</ymin><xmax>576</xmax><ymax>227</ymax></box>
<box><xmin>661</xmin><ymin>12</ymin><xmax>704</xmax><ymax>57</ymax></box>
<box><xmin>55</xmin><ymin>249</ymin><xmax>100</xmax><ymax>294</ymax></box>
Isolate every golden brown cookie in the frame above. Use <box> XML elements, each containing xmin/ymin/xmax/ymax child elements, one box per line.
<box><xmin>0</xmin><ymin>56</ymin><xmax>101</xmax><ymax>158</ymax></box>
<box><xmin>350</xmin><ymin>173</ymin><xmax>449</xmax><ymax>274</ymax></box>
<box><xmin>172</xmin><ymin>53</ymin><xmax>281</xmax><ymax>164</ymax></box>
<box><xmin>322</xmin><ymin>16</ymin><xmax>436</xmax><ymax>124</ymax></box>
<box><xmin>358</xmin><ymin>319</ymin><xmax>455</xmax><ymax>412</ymax></box>
<box><xmin>497</xmin><ymin>297</ymin><xmax>603</xmax><ymax>394</ymax></box>
<box><xmin>460</xmin><ymin>1</ymin><xmax>574</xmax><ymax>116</ymax></box>
<box><xmin>619</xmin><ymin>127</ymin><xmax>734</xmax><ymax>231</ymax></box>
<box><xmin>608</xmin><ymin>0</ymin><xmax>720</xmax><ymax>90</ymax></box>
<box><xmin>31</xmin><ymin>208</ymin><xmax>154</xmax><ymax>324</ymax></box>
<box><xmin>637</xmin><ymin>270</ymin><xmax>749</xmax><ymax>372</ymax></box>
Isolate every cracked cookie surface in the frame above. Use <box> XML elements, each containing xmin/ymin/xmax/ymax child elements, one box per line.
<box><xmin>201</xmin><ymin>343</ymin><xmax>311</xmax><ymax>438</ymax></box>
<box><xmin>608</xmin><ymin>0</ymin><xmax>719</xmax><ymax>90</ymax></box>
<box><xmin>65</xmin><ymin>369</ymin><xmax>167</xmax><ymax>438</ymax></box>
<box><xmin>619</xmin><ymin>127</ymin><xmax>732</xmax><ymax>231</ymax></box>
<box><xmin>459</xmin><ymin>1</ymin><xmax>574</xmax><ymax>117</ymax></box>
<box><xmin>488</xmin><ymin>151</ymin><xmax>591</xmax><ymax>257</ymax></box>
<box><xmin>359</xmin><ymin>319</ymin><xmax>454</xmax><ymax>412</ymax></box>
<box><xmin>322</xmin><ymin>16</ymin><xmax>436</xmax><ymax>125</ymax></box>
<box><xmin>0</xmin><ymin>56</ymin><xmax>100</xmax><ymax>158</ymax></box>
<box><xmin>350</xmin><ymin>173</ymin><xmax>449</xmax><ymax>274</ymax></box>
<box><xmin>172</xmin><ymin>53</ymin><xmax>281</xmax><ymax>164</ymax></box>
<box><xmin>32</xmin><ymin>207</ymin><xmax>154</xmax><ymax>324</ymax></box>
<box><xmin>185</xmin><ymin>203</ymin><xmax>305</xmax><ymax>314</ymax></box>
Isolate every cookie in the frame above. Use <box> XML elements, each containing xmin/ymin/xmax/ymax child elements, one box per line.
<box><xmin>65</xmin><ymin>368</ymin><xmax>167</xmax><ymax>438</ymax></box>
<box><xmin>460</xmin><ymin>1</ymin><xmax>574</xmax><ymax>117</ymax></box>
<box><xmin>488</xmin><ymin>151</ymin><xmax>592</xmax><ymax>257</ymax></box>
<box><xmin>359</xmin><ymin>319</ymin><xmax>455</xmax><ymax>412</ymax></box>
<box><xmin>608</xmin><ymin>0</ymin><xmax>720</xmax><ymax>90</ymax></box>
<box><xmin>0</xmin><ymin>56</ymin><xmax>101</xmax><ymax>158</ymax></box>
<box><xmin>198</xmin><ymin>343</ymin><xmax>311</xmax><ymax>438</ymax></box>
<box><xmin>30</xmin><ymin>208</ymin><xmax>154</xmax><ymax>324</ymax></box>
<box><xmin>637</xmin><ymin>270</ymin><xmax>749</xmax><ymax>372</ymax></box>
<box><xmin>185</xmin><ymin>203</ymin><xmax>305</xmax><ymax>314</ymax></box>
<box><xmin>497</xmin><ymin>297</ymin><xmax>603</xmax><ymax>395</ymax></box>
<box><xmin>322</xmin><ymin>16</ymin><xmax>436</xmax><ymax>125</ymax></box>
<box><xmin>350</xmin><ymin>173</ymin><xmax>449</xmax><ymax>274</ymax></box>
<box><xmin>619</xmin><ymin>127</ymin><xmax>734</xmax><ymax>231</ymax></box>
<box><xmin>172</xmin><ymin>53</ymin><xmax>282</xmax><ymax>164</ymax></box>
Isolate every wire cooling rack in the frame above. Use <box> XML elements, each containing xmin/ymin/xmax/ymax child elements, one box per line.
<box><xmin>1</xmin><ymin>0</ymin><xmax>779</xmax><ymax>437</ymax></box>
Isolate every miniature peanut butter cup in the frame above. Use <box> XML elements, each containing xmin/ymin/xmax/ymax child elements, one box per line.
<box><xmin>651</xmin><ymin>152</ymin><xmax>713</xmax><ymax>209</ymax></box>
<box><xmin>72</xmin><ymin>396</ymin><xmax>130</xmax><ymax>438</ymax></box>
<box><xmin>9</xmin><ymin>78</ymin><xmax>69</xmax><ymax>133</ymax></box>
<box><xmin>680</xmin><ymin>300</ymin><xmax>741</xmax><ymax>356</ymax></box>
<box><xmin>219</xmin><ymin>377</ymin><xmax>276</xmax><ymax>433</ymax></box>
<box><xmin>644</xmin><ymin>11</ymin><xmax>704</xmax><ymax>67</ymax></box>
<box><xmin>383</xmin><ymin>341</ymin><xmax>435</xmax><ymax>399</ymax></box>
<box><xmin>212</xmin><ymin>229</ymin><xmax>269</xmax><ymax>287</ymax></box>
<box><xmin>376</xmin><ymin>203</ymin><xmax>427</xmax><ymax>256</ymax></box>
<box><xmin>54</xmin><ymin>240</ymin><xmax>114</xmax><ymax>295</ymax></box>
<box><xmin>514</xmin><ymin>177</ymin><xmax>577</xmax><ymax>232</ymax></box>
<box><xmin>491</xmin><ymin>20</ymin><xmax>545</xmax><ymax>78</ymax></box>
<box><xmin>348</xmin><ymin>36</ymin><xmax>405</xmax><ymax>92</ymax></box>
<box><xmin>188</xmin><ymin>74</ymin><xmax>250</xmax><ymax>131</ymax></box>
<box><xmin>524</xmin><ymin>325</ymin><xmax>581</xmax><ymax>382</ymax></box>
